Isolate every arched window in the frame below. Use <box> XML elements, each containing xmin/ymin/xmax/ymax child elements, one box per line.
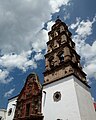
<box><xmin>57</xmin><ymin>28</ymin><xmax>60</xmax><ymax>34</ymax></box>
<box><xmin>49</xmin><ymin>35</ymin><xmax>52</xmax><ymax>40</ymax></box>
<box><xmin>58</xmin><ymin>52</ymin><xmax>64</xmax><ymax>63</ymax></box>
<box><xmin>60</xmin><ymin>26</ymin><xmax>65</xmax><ymax>32</ymax></box>
<box><xmin>49</xmin><ymin>56</ymin><xmax>54</xmax><ymax>68</ymax></box>
<box><xmin>57</xmin><ymin>39</ymin><xmax>61</xmax><ymax>46</ymax></box>
<box><xmin>61</xmin><ymin>35</ymin><xmax>67</xmax><ymax>43</ymax></box>
<box><xmin>54</xmin><ymin>31</ymin><xmax>58</xmax><ymax>37</ymax></box>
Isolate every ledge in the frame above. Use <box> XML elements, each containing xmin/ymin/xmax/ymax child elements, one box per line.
<box><xmin>43</xmin><ymin>73</ymin><xmax>90</xmax><ymax>88</ymax></box>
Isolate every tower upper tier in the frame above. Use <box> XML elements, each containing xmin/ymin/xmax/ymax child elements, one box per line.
<box><xmin>44</xmin><ymin>18</ymin><xmax>87</xmax><ymax>86</ymax></box>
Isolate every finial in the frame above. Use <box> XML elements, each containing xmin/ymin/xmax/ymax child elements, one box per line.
<box><xmin>55</xmin><ymin>15</ymin><xmax>61</xmax><ymax>23</ymax></box>
<box><xmin>57</xmin><ymin>15</ymin><xmax>59</xmax><ymax>19</ymax></box>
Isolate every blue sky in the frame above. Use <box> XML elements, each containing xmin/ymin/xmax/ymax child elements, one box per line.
<box><xmin>0</xmin><ymin>0</ymin><xmax>96</xmax><ymax>108</ymax></box>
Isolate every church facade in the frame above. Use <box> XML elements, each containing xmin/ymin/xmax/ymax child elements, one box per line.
<box><xmin>12</xmin><ymin>18</ymin><xmax>96</xmax><ymax>120</ymax></box>
<box><xmin>13</xmin><ymin>73</ymin><xmax>43</xmax><ymax>120</ymax></box>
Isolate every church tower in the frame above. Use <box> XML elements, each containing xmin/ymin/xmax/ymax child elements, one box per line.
<box><xmin>42</xmin><ymin>18</ymin><xmax>96</xmax><ymax>120</ymax></box>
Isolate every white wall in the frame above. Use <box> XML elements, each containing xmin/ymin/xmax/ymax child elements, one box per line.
<box><xmin>42</xmin><ymin>75</ymin><xmax>96</xmax><ymax>120</ymax></box>
<box><xmin>0</xmin><ymin>109</ymin><xmax>6</xmax><ymax>120</ymax></box>
<box><xmin>42</xmin><ymin>76</ymin><xmax>81</xmax><ymax>120</ymax></box>
<box><xmin>74</xmin><ymin>77</ymin><xmax>96</xmax><ymax>120</ymax></box>
<box><xmin>6</xmin><ymin>96</ymin><xmax>18</xmax><ymax>120</ymax></box>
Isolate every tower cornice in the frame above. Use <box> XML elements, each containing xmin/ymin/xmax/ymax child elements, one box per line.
<box><xmin>45</xmin><ymin>42</ymin><xmax>80</xmax><ymax>59</ymax></box>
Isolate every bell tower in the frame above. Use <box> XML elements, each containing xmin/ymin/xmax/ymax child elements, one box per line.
<box><xmin>44</xmin><ymin>18</ymin><xmax>87</xmax><ymax>85</ymax></box>
<box><xmin>42</xmin><ymin>18</ymin><xmax>96</xmax><ymax>120</ymax></box>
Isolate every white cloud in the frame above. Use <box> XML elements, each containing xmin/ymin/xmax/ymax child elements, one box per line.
<box><xmin>84</xmin><ymin>63</ymin><xmax>96</xmax><ymax>79</ymax></box>
<box><xmin>0</xmin><ymin>0</ymin><xmax>72</xmax><ymax>84</ymax></box>
<box><xmin>76</xmin><ymin>20</ymin><xmax>93</xmax><ymax>38</ymax></box>
<box><xmin>32</xmin><ymin>29</ymin><xmax>48</xmax><ymax>52</ymax></box>
<box><xmin>70</xmin><ymin>16</ymin><xmax>96</xmax><ymax>54</ymax></box>
<box><xmin>0</xmin><ymin>0</ymin><xmax>71</xmax><ymax>55</ymax></box>
<box><xmin>72</xmin><ymin>16</ymin><xmax>96</xmax><ymax>39</ymax></box>
<box><xmin>70</xmin><ymin>17</ymin><xmax>80</xmax><ymax>29</ymax></box>
<box><xmin>0</xmin><ymin>0</ymin><xmax>51</xmax><ymax>54</ymax></box>
<box><xmin>34</xmin><ymin>52</ymin><xmax>44</xmax><ymax>61</ymax></box>
<box><xmin>49</xmin><ymin>0</ymin><xmax>71</xmax><ymax>13</ymax></box>
<box><xmin>4</xmin><ymin>88</ymin><xmax>15</xmax><ymax>97</ymax></box>
<box><xmin>64</xmin><ymin>12</ymin><xmax>70</xmax><ymax>20</ymax></box>
<box><xmin>70</xmin><ymin>15</ymin><xmax>96</xmax><ymax>81</ymax></box>
<box><xmin>80</xmin><ymin>41</ymin><xmax>96</xmax><ymax>59</ymax></box>
<box><xmin>47</xmin><ymin>21</ymin><xmax>55</xmax><ymax>31</ymax></box>
<box><xmin>0</xmin><ymin>69</ymin><xmax>12</xmax><ymax>84</ymax></box>
<box><xmin>82</xmin><ymin>41</ymin><xmax>96</xmax><ymax>79</ymax></box>
<box><xmin>0</xmin><ymin>50</ymin><xmax>37</xmax><ymax>72</ymax></box>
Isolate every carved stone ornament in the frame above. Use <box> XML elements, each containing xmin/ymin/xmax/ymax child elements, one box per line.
<box><xmin>13</xmin><ymin>73</ymin><xmax>43</xmax><ymax>120</ymax></box>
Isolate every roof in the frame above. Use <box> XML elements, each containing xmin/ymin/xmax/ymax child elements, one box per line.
<box><xmin>8</xmin><ymin>95</ymin><xmax>18</xmax><ymax>101</ymax></box>
<box><xmin>0</xmin><ymin>109</ymin><xmax>7</xmax><ymax>112</ymax></box>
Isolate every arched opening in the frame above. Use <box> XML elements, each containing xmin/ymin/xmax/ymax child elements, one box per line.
<box><xmin>60</xmin><ymin>25</ymin><xmax>65</xmax><ymax>32</ymax></box>
<box><xmin>54</xmin><ymin>31</ymin><xmax>58</xmax><ymax>37</ymax></box>
<box><xmin>58</xmin><ymin>52</ymin><xmax>64</xmax><ymax>63</ymax></box>
<box><xmin>49</xmin><ymin>34</ymin><xmax>52</xmax><ymax>40</ymax></box>
<box><xmin>61</xmin><ymin>34</ymin><xmax>67</xmax><ymax>43</ymax></box>
<box><xmin>49</xmin><ymin>56</ymin><xmax>54</xmax><ymax>68</ymax></box>
<box><xmin>57</xmin><ymin>39</ymin><xmax>61</xmax><ymax>46</ymax></box>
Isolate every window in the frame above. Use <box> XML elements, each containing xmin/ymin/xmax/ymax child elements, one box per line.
<box><xmin>53</xmin><ymin>91</ymin><xmax>61</xmax><ymax>102</ymax></box>
<box><xmin>54</xmin><ymin>31</ymin><xmax>58</xmax><ymax>37</ymax></box>
<box><xmin>50</xmin><ymin>43</ymin><xmax>53</xmax><ymax>50</ymax></box>
<box><xmin>49</xmin><ymin>35</ymin><xmax>52</xmax><ymax>40</ymax></box>
<box><xmin>26</xmin><ymin>103</ymin><xmax>30</xmax><ymax>116</ymax></box>
<box><xmin>60</xmin><ymin>25</ymin><xmax>65</xmax><ymax>32</ymax></box>
<box><xmin>57</xmin><ymin>28</ymin><xmax>60</xmax><ymax>34</ymax></box>
<box><xmin>8</xmin><ymin>108</ymin><xmax>12</xmax><ymax>116</ymax></box>
<box><xmin>57</xmin><ymin>39</ymin><xmax>61</xmax><ymax>46</ymax></box>
<box><xmin>58</xmin><ymin>52</ymin><xmax>64</xmax><ymax>63</ymax></box>
<box><xmin>49</xmin><ymin>56</ymin><xmax>54</xmax><ymax>68</ymax></box>
<box><xmin>61</xmin><ymin>35</ymin><xmax>67</xmax><ymax>43</ymax></box>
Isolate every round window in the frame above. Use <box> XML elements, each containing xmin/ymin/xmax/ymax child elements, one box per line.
<box><xmin>53</xmin><ymin>91</ymin><xmax>61</xmax><ymax>102</ymax></box>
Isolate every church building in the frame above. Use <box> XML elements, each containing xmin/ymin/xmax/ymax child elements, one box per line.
<box><xmin>13</xmin><ymin>73</ymin><xmax>43</xmax><ymax>120</ymax></box>
<box><xmin>13</xmin><ymin>18</ymin><xmax>96</xmax><ymax>120</ymax></box>
<box><xmin>42</xmin><ymin>18</ymin><xmax>96</xmax><ymax>120</ymax></box>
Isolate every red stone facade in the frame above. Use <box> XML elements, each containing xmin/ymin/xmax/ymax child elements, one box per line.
<box><xmin>13</xmin><ymin>73</ymin><xmax>43</xmax><ymax>120</ymax></box>
<box><xmin>94</xmin><ymin>103</ymin><xmax>96</xmax><ymax>111</ymax></box>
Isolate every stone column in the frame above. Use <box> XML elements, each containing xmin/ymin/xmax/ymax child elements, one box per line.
<box><xmin>54</xmin><ymin>53</ymin><xmax>59</xmax><ymax>66</ymax></box>
<box><xmin>64</xmin><ymin>46</ymin><xmax>71</xmax><ymax>62</ymax></box>
<box><xmin>45</xmin><ymin>58</ymin><xmax>50</xmax><ymax>70</ymax></box>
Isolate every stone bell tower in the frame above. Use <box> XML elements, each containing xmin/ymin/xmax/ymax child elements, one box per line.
<box><xmin>44</xmin><ymin>18</ymin><xmax>87</xmax><ymax>85</ymax></box>
<box><xmin>42</xmin><ymin>18</ymin><xmax>96</xmax><ymax>120</ymax></box>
